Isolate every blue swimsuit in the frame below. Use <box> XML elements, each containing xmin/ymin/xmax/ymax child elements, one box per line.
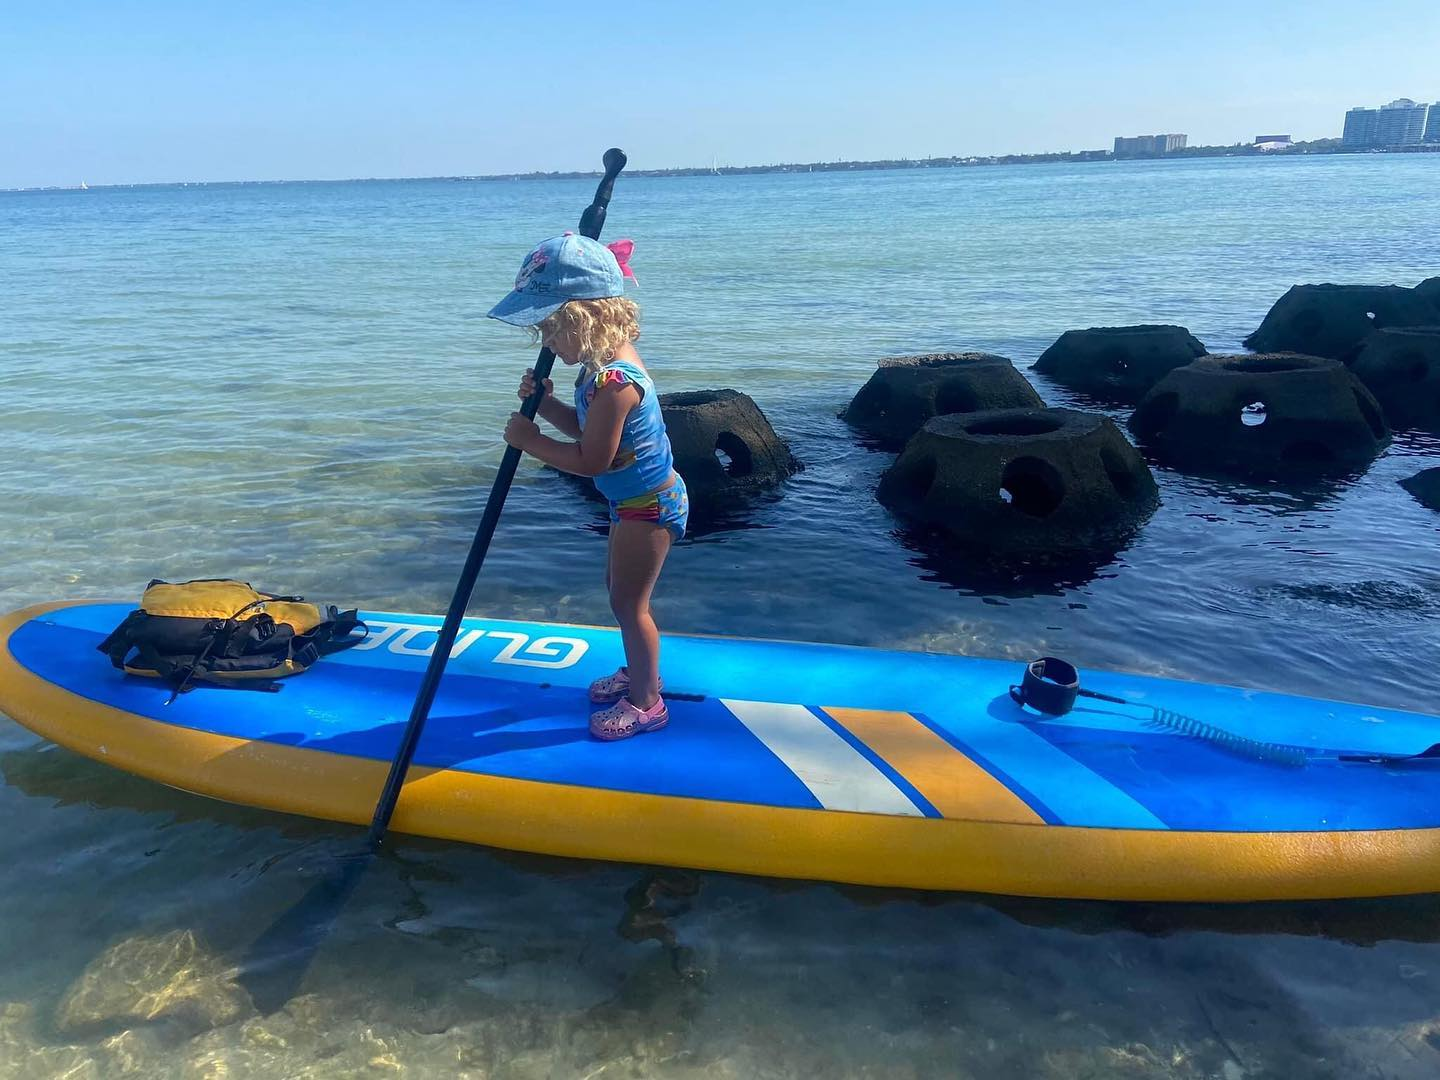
<box><xmin>574</xmin><ymin>360</ymin><xmax>688</xmax><ymax>541</ymax></box>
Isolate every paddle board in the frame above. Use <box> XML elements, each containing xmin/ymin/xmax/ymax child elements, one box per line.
<box><xmin>3</xmin><ymin>600</ymin><xmax>1439</xmax><ymax>901</ymax></box>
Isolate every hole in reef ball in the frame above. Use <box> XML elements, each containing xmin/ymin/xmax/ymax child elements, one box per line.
<box><xmin>999</xmin><ymin>457</ymin><xmax>1064</xmax><ymax>518</ymax></box>
<box><xmin>934</xmin><ymin>380</ymin><xmax>978</xmax><ymax>415</ymax></box>
<box><xmin>713</xmin><ymin>431</ymin><xmax>753</xmax><ymax>477</ymax></box>
<box><xmin>1224</xmin><ymin>357</ymin><xmax>1309</xmax><ymax>374</ymax></box>
<box><xmin>1240</xmin><ymin>401</ymin><xmax>1268</xmax><ymax>427</ymax></box>
<box><xmin>966</xmin><ymin>414</ymin><xmax>1065</xmax><ymax>437</ymax></box>
<box><xmin>1397</xmin><ymin>351</ymin><xmax>1429</xmax><ymax>382</ymax></box>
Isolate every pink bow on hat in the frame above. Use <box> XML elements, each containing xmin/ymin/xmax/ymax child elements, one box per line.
<box><xmin>606</xmin><ymin>239</ymin><xmax>637</xmax><ymax>282</ymax></box>
<box><xmin>561</xmin><ymin>232</ymin><xmax>636</xmax><ymax>282</ymax></box>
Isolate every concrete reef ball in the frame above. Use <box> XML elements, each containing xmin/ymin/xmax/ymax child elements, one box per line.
<box><xmin>1031</xmin><ymin>325</ymin><xmax>1207</xmax><ymax>403</ymax></box>
<box><xmin>1130</xmin><ymin>354</ymin><xmax>1390</xmax><ymax>477</ymax></box>
<box><xmin>1400</xmin><ymin>467</ymin><xmax>1440</xmax><ymax>512</ymax></box>
<box><xmin>842</xmin><ymin>353</ymin><xmax>1043</xmax><ymax>447</ymax></box>
<box><xmin>659</xmin><ymin>389</ymin><xmax>798</xmax><ymax>499</ymax></box>
<box><xmin>1349</xmin><ymin>327</ymin><xmax>1440</xmax><ymax>432</ymax></box>
<box><xmin>878</xmin><ymin>407</ymin><xmax>1158</xmax><ymax>558</ymax></box>
<box><xmin>1243</xmin><ymin>284</ymin><xmax>1437</xmax><ymax>361</ymax></box>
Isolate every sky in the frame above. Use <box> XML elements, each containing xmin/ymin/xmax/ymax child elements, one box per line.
<box><xmin>3</xmin><ymin>1</ymin><xmax>1437</xmax><ymax>188</ymax></box>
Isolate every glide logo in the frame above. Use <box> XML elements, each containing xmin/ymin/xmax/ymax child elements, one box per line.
<box><xmin>351</xmin><ymin>620</ymin><xmax>589</xmax><ymax>669</ymax></box>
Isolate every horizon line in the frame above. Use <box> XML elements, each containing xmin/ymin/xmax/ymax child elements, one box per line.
<box><xmin>7</xmin><ymin>136</ymin><xmax>1401</xmax><ymax>192</ymax></box>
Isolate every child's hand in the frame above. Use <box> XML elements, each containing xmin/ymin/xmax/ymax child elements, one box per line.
<box><xmin>504</xmin><ymin>412</ymin><xmax>541</xmax><ymax>450</ymax></box>
<box><xmin>517</xmin><ymin>369</ymin><xmax>554</xmax><ymax>401</ymax></box>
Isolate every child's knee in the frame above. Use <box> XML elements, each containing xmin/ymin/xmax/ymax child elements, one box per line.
<box><xmin>609</xmin><ymin>592</ymin><xmax>647</xmax><ymax>624</ymax></box>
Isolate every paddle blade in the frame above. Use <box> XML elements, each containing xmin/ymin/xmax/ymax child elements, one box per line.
<box><xmin>236</xmin><ymin>850</ymin><xmax>370</xmax><ymax>1014</ymax></box>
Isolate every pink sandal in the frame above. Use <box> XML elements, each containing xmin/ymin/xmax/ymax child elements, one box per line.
<box><xmin>588</xmin><ymin>667</ymin><xmax>662</xmax><ymax>704</ymax></box>
<box><xmin>590</xmin><ymin>696</ymin><xmax>669</xmax><ymax>742</ymax></box>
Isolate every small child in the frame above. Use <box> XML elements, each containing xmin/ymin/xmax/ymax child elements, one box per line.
<box><xmin>489</xmin><ymin>233</ymin><xmax>687</xmax><ymax>741</ymax></box>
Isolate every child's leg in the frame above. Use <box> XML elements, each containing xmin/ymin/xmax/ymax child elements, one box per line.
<box><xmin>607</xmin><ymin>520</ymin><xmax>673</xmax><ymax>709</ymax></box>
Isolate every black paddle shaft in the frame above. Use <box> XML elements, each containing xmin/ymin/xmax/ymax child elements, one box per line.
<box><xmin>366</xmin><ymin>149</ymin><xmax>628</xmax><ymax>847</ymax></box>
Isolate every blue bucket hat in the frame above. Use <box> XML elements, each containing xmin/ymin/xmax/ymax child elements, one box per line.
<box><xmin>487</xmin><ymin>233</ymin><xmax>627</xmax><ymax>327</ymax></box>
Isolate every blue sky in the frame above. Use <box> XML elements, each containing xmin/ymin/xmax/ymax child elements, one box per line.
<box><xmin>3</xmin><ymin>1</ymin><xmax>1436</xmax><ymax>187</ymax></box>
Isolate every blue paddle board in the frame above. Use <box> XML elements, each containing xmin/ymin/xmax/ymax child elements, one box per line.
<box><xmin>3</xmin><ymin>600</ymin><xmax>1439</xmax><ymax>901</ymax></box>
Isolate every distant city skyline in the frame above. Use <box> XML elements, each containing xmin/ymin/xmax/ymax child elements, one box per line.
<box><xmin>1342</xmin><ymin>98</ymin><xmax>1437</xmax><ymax>148</ymax></box>
<box><xmin>1113</xmin><ymin>134</ymin><xmax>1188</xmax><ymax>158</ymax></box>
<box><xmin>3</xmin><ymin>1</ymin><xmax>1438</xmax><ymax>188</ymax></box>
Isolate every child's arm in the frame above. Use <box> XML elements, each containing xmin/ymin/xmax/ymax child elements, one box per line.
<box><xmin>540</xmin><ymin>399</ymin><xmax>582</xmax><ymax>440</ymax></box>
<box><xmin>518</xmin><ymin>369</ymin><xmax>582</xmax><ymax>439</ymax></box>
<box><xmin>504</xmin><ymin>380</ymin><xmax>638</xmax><ymax>478</ymax></box>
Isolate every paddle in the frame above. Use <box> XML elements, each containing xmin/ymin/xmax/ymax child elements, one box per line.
<box><xmin>367</xmin><ymin>146</ymin><xmax>628</xmax><ymax>845</ymax></box>
<box><xmin>238</xmin><ymin>149</ymin><xmax>628</xmax><ymax>1011</ymax></box>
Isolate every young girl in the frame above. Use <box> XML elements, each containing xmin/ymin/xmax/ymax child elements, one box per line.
<box><xmin>489</xmin><ymin>233</ymin><xmax>687</xmax><ymax>741</ymax></box>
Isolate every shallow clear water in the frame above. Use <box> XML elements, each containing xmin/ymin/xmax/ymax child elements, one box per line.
<box><xmin>2</xmin><ymin>156</ymin><xmax>1440</xmax><ymax>1077</ymax></box>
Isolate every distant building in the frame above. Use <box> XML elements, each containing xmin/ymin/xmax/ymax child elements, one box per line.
<box><xmin>1113</xmin><ymin>133</ymin><xmax>1187</xmax><ymax>158</ymax></box>
<box><xmin>1427</xmin><ymin>104</ymin><xmax>1440</xmax><ymax>144</ymax></box>
<box><xmin>1343</xmin><ymin>107</ymin><xmax>1378</xmax><ymax>147</ymax></box>
<box><xmin>1254</xmin><ymin>135</ymin><xmax>1293</xmax><ymax>151</ymax></box>
<box><xmin>1343</xmin><ymin>99</ymin><xmax>1429</xmax><ymax>148</ymax></box>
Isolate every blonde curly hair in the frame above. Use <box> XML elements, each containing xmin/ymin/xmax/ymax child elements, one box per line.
<box><xmin>529</xmin><ymin>297</ymin><xmax>640</xmax><ymax>372</ymax></box>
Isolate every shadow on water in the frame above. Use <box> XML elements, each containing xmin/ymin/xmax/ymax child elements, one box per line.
<box><xmin>12</xmin><ymin>740</ymin><xmax>1440</xmax><ymax>952</ymax></box>
<box><xmin>834</xmin><ymin>879</ymin><xmax>1440</xmax><ymax>947</ymax></box>
<box><xmin>1151</xmin><ymin>459</ymin><xmax>1361</xmax><ymax>512</ymax></box>
<box><xmin>0</xmin><ymin>744</ymin><xmax>335</xmax><ymax>841</ymax></box>
<box><xmin>236</xmin><ymin>845</ymin><xmax>371</xmax><ymax>1015</ymax></box>
<box><xmin>892</xmin><ymin>523</ymin><xmax>1126</xmax><ymax>597</ymax></box>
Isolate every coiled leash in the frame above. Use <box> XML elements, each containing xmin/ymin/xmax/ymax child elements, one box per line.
<box><xmin>1009</xmin><ymin>656</ymin><xmax>1308</xmax><ymax>767</ymax></box>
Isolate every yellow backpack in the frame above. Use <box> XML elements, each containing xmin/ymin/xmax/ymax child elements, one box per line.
<box><xmin>97</xmin><ymin>579</ymin><xmax>365</xmax><ymax>697</ymax></box>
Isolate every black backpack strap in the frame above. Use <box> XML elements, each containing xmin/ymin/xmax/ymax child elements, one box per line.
<box><xmin>96</xmin><ymin>609</ymin><xmax>148</xmax><ymax>670</ymax></box>
<box><xmin>309</xmin><ymin>607</ymin><xmax>369</xmax><ymax>654</ymax></box>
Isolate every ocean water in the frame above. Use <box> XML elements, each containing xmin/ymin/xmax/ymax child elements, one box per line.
<box><xmin>2</xmin><ymin>155</ymin><xmax>1440</xmax><ymax>1077</ymax></box>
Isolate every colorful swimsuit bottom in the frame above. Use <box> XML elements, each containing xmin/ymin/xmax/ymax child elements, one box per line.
<box><xmin>607</xmin><ymin>473</ymin><xmax>689</xmax><ymax>542</ymax></box>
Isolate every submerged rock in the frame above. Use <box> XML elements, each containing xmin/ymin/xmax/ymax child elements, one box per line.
<box><xmin>1350</xmin><ymin>327</ymin><xmax>1440</xmax><ymax>431</ymax></box>
<box><xmin>878</xmin><ymin>407</ymin><xmax>1158</xmax><ymax>560</ymax></box>
<box><xmin>1400</xmin><ymin>467</ymin><xmax>1440</xmax><ymax>512</ymax></box>
<box><xmin>660</xmin><ymin>389</ymin><xmax>798</xmax><ymax>503</ymax></box>
<box><xmin>1243</xmin><ymin>284</ymin><xmax>1436</xmax><ymax>361</ymax></box>
<box><xmin>55</xmin><ymin>929</ymin><xmax>251</xmax><ymax>1037</ymax></box>
<box><xmin>0</xmin><ymin>1001</ymin><xmax>99</xmax><ymax>1079</ymax></box>
<box><xmin>1031</xmin><ymin>325</ymin><xmax>1207</xmax><ymax>403</ymax></box>
<box><xmin>843</xmin><ymin>353</ymin><xmax>1043</xmax><ymax>447</ymax></box>
<box><xmin>1130</xmin><ymin>354</ymin><xmax>1390</xmax><ymax>478</ymax></box>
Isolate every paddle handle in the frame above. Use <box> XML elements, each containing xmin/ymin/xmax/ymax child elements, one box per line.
<box><xmin>367</xmin><ymin>149</ymin><xmax>628</xmax><ymax>847</ymax></box>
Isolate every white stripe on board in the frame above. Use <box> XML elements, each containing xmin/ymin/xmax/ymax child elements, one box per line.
<box><xmin>721</xmin><ymin>699</ymin><xmax>924</xmax><ymax>817</ymax></box>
